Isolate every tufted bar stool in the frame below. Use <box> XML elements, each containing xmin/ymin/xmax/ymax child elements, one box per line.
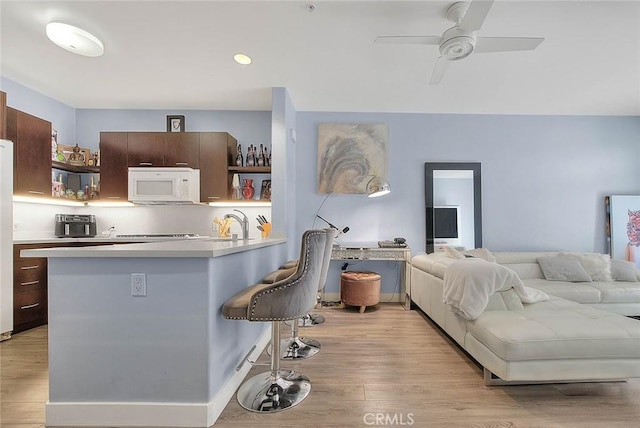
<box><xmin>222</xmin><ymin>229</ymin><xmax>328</xmax><ymax>412</ymax></box>
<box><xmin>262</xmin><ymin>228</ymin><xmax>333</xmax><ymax>359</ymax></box>
<box><xmin>263</xmin><ymin>228</ymin><xmax>336</xmax><ymax>328</ymax></box>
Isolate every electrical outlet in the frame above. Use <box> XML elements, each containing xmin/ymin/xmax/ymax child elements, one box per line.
<box><xmin>131</xmin><ymin>273</ymin><xmax>146</xmax><ymax>297</ymax></box>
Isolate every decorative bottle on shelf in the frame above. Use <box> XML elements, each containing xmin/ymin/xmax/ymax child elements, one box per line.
<box><xmin>242</xmin><ymin>179</ymin><xmax>255</xmax><ymax>200</ymax></box>
<box><xmin>235</xmin><ymin>144</ymin><xmax>244</xmax><ymax>167</ymax></box>
<box><xmin>264</xmin><ymin>146</ymin><xmax>270</xmax><ymax>167</ymax></box>
<box><xmin>257</xmin><ymin>144</ymin><xmax>265</xmax><ymax>167</ymax></box>
<box><xmin>231</xmin><ymin>174</ymin><xmax>242</xmax><ymax>200</ymax></box>
<box><xmin>246</xmin><ymin>145</ymin><xmax>255</xmax><ymax>167</ymax></box>
<box><xmin>89</xmin><ymin>176</ymin><xmax>99</xmax><ymax>199</ymax></box>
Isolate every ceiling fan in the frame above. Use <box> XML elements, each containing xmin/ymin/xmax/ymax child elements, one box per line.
<box><xmin>375</xmin><ymin>0</ymin><xmax>544</xmax><ymax>84</ymax></box>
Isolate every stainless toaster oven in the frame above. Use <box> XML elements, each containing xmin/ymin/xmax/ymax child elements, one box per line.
<box><xmin>55</xmin><ymin>214</ymin><xmax>97</xmax><ymax>238</ymax></box>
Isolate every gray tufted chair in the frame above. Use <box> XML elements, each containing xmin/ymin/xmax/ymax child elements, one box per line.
<box><xmin>265</xmin><ymin>227</ymin><xmax>334</xmax><ymax>359</ymax></box>
<box><xmin>222</xmin><ymin>229</ymin><xmax>328</xmax><ymax>412</ymax></box>
<box><xmin>262</xmin><ymin>227</ymin><xmax>336</xmax><ymax>330</ymax></box>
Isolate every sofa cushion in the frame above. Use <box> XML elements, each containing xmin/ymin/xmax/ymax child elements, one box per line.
<box><xmin>562</xmin><ymin>252</ymin><xmax>613</xmax><ymax>282</ymax></box>
<box><xmin>537</xmin><ymin>256</ymin><xmax>592</xmax><ymax>282</ymax></box>
<box><xmin>523</xmin><ymin>279</ymin><xmax>602</xmax><ymax>303</ymax></box>
<box><xmin>588</xmin><ymin>282</ymin><xmax>640</xmax><ymax>303</ymax></box>
<box><xmin>466</xmin><ymin>296</ymin><xmax>640</xmax><ymax>362</ymax></box>
<box><xmin>411</xmin><ymin>254</ymin><xmax>454</xmax><ymax>280</ymax></box>
<box><xmin>494</xmin><ymin>252</ymin><xmax>560</xmax><ymax>265</ymax></box>
<box><xmin>610</xmin><ymin>259</ymin><xmax>639</xmax><ymax>282</ymax></box>
<box><xmin>485</xmin><ymin>289</ymin><xmax>525</xmax><ymax>311</ymax></box>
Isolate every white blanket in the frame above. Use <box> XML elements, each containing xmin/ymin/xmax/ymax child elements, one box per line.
<box><xmin>443</xmin><ymin>258</ymin><xmax>549</xmax><ymax>320</ymax></box>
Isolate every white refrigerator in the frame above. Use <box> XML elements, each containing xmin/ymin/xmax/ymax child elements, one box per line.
<box><xmin>0</xmin><ymin>139</ymin><xmax>13</xmax><ymax>339</ymax></box>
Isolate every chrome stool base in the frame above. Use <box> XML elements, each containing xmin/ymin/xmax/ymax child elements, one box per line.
<box><xmin>236</xmin><ymin>370</ymin><xmax>311</xmax><ymax>413</ymax></box>
<box><xmin>299</xmin><ymin>313</ymin><xmax>325</xmax><ymax>327</ymax></box>
<box><xmin>281</xmin><ymin>336</ymin><xmax>321</xmax><ymax>359</ymax></box>
<box><xmin>267</xmin><ymin>336</ymin><xmax>321</xmax><ymax>359</ymax></box>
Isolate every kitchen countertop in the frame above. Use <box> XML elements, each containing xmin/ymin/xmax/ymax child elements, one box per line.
<box><xmin>20</xmin><ymin>237</ymin><xmax>286</xmax><ymax>258</ymax></box>
<box><xmin>13</xmin><ymin>236</ymin><xmax>210</xmax><ymax>244</ymax></box>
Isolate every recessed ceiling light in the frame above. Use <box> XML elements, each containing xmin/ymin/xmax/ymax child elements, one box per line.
<box><xmin>233</xmin><ymin>53</ymin><xmax>252</xmax><ymax>65</ymax></box>
<box><xmin>46</xmin><ymin>22</ymin><xmax>104</xmax><ymax>57</ymax></box>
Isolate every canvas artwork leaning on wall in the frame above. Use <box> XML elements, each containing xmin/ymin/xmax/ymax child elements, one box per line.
<box><xmin>606</xmin><ymin>195</ymin><xmax>640</xmax><ymax>267</ymax></box>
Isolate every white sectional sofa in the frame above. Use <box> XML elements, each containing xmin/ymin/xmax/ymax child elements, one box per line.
<box><xmin>410</xmin><ymin>250</ymin><xmax>640</xmax><ymax>385</ymax></box>
<box><xmin>495</xmin><ymin>252</ymin><xmax>640</xmax><ymax>315</ymax></box>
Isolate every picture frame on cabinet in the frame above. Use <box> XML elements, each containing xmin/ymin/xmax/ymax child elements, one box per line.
<box><xmin>166</xmin><ymin>115</ymin><xmax>185</xmax><ymax>132</ymax></box>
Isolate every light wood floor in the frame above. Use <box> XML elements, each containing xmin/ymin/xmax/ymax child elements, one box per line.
<box><xmin>2</xmin><ymin>304</ymin><xmax>640</xmax><ymax>427</ymax></box>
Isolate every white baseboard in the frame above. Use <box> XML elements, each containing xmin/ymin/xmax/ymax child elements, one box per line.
<box><xmin>46</xmin><ymin>328</ymin><xmax>271</xmax><ymax>427</ymax></box>
<box><xmin>322</xmin><ymin>292</ymin><xmax>402</xmax><ymax>304</ymax></box>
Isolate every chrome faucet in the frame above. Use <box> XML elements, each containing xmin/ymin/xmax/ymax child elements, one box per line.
<box><xmin>224</xmin><ymin>209</ymin><xmax>249</xmax><ymax>240</ymax></box>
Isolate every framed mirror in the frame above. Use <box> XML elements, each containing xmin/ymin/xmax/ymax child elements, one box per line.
<box><xmin>425</xmin><ymin>162</ymin><xmax>482</xmax><ymax>253</ymax></box>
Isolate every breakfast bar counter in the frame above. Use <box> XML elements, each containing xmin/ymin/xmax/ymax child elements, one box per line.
<box><xmin>21</xmin><ymin>236</ymin><xmax>286</xmax><ymax>257</ymax></box>
<box><xmin>21</xmin><ymin>238</ymin><xmax>288</xmax><ymax>428</ymax></box>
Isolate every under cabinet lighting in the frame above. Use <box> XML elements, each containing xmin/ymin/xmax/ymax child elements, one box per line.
<box><xmin>46</xmin><ymin>22</ymin><xmax>104</xmax><ymax>57</ymax></box>
<box><xmin>86</xmin><ymin>201</ymin><xmax>135</xmax><ymax>207</ymax></box>
<box><xmin>209</xmin><ymin>201</ymin><xmax>271</xmax><ymax>207</ymax></box>
<box><xmin>13</xmin><ymin>195</ymin><xmax>85</xmax><ymax>206</ymax></box>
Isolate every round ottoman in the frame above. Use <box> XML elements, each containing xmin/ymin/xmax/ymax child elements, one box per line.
<box><xmin>340</xmin><ymin>271</ymin><xmax>381</xmax><ymax>313</ymax></box>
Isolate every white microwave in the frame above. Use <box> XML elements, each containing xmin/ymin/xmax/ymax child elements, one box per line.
<box><xmin>128</xmin><ymin>167</ymin><xmax>200</xmax><ymax>204</ymax></box>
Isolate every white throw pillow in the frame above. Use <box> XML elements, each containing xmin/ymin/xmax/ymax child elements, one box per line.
<box><xmin>610</xmin><ymin>259</ymin><xmax>639</xmax><ymax>282</ymax></box>
<box><xmin>537</xmin><ymin>256</ymin><xmax>593</xmax><ymax>282</ymax></box>
<box><xmin>561</xmin><ymin>252</ymin><xmax>612</xmax><ymax>282</ymax></box>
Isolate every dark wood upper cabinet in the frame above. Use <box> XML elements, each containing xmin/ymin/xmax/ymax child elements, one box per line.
<box><xmin>200</xmin><ymin>132</ymin><xmax>235</xmax><ymax>203</ymax></box>
<box><xmin>126</xmin><ymin>132</ymin><xmax>200</xmax><ymax>168</ymax></box>
<box><xmin>6</xmin><ymin>107</ymin><xmax>52</xmax><ymax>197</ymax></box>
<box><xmin>98</xmin><ymin>131</ymin><xmax>251</xmax><ymax>202</ymax></box>
<box><xmin>127</xmin><ymin>132</ymin><xmax>164</xmax><ymax>167</ymax></box>
<box><xmin>99</xmin><ymin>132</ymin><xmax>128</xmax><ymax>200</ymax></box>
<box><xmin>163</xmin><ymin>133</ymin><xmax>199</xmax><ymax>168</ymax></box>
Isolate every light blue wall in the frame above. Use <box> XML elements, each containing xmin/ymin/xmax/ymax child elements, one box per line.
<box><xmin>1</xmin><ymin>77</ymin><xmax>76</xmax><ymax>147</ymax></box>
<box><xmin>296</xmin><ymin>112</ymin><xmax>640</xmax><ymax>294</ymax></box>
<box><xmin>270</xmin><ymin>87</ymin><xmax>298</xmax><ymax>259</ymax></box>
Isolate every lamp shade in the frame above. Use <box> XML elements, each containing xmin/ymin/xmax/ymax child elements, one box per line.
<box><xmin>46</xmin><ymin>22</ymin><xmax>104</xmax><ymax>57</ymax></box>
<box><xmin>366</xmin><ymin>176</ymin><xmax>391</xmax><ymax>198</ymax></box>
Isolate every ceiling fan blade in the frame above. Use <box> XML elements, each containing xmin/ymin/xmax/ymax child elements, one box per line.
<box><xmin>459</xmin><ymin>0</ymin><xmax>494</xmax><ymax>32</ymax></box>
<box><xmin>430</xmin><ymin>57</ymin><xmax>450</xmax><ymax>85</ymax></box>
<box><xmin>374</xmin><ymin>35</ymin><xmax>441</xmax><ymax>45</ymax></box>
<box><xmin>475</xmin><ymin>37</ymin><xmax>544</xmax><ymax>53</ymax></box>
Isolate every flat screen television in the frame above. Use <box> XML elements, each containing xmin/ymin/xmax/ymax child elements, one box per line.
<box><xmin>433</xmin><ymin>205</ymin><xmax>461</xmax><ymax>247</ymax></box>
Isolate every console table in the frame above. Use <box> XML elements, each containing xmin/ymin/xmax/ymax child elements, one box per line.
<box><xmin>331</xmin><ymin>246</ymin><xmax>411</xmax><ymax>309</ymax></box>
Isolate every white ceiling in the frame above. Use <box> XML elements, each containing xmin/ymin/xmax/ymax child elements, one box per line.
<box><xmin>1</xmin><ymin>1</ymin><xmax>639</xmax><ymax>115</ymax></box>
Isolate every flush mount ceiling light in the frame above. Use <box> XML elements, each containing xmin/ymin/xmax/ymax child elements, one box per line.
<box><xmin>46</xmin><ymin>22</ymin><xmax>104</xmax><ymax>57</ymax></box>
<box><xmin>233</xmin><ymin>53</ymin><xmax>252</xmax><ymax>65</ymax></box>
<box><xmin>366</xmin><ymin>176</ymin><xmax>391</xmax><ymax>198</ymax></box>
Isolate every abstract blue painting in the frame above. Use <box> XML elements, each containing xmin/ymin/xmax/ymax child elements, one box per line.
<box><xmin>317</xmin><ymin>123</ymin><xmax>388</xmax><ymax>194</ymax></box>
